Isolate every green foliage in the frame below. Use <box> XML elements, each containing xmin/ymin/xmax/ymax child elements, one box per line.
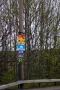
<box><xmin>27</xmin><ymin>49</ymin><xmax>60</xmax><ymax>79</ymax></box>
<box><xmin>0</xmin><ymin>51</ymin><xmax>16</xmax><ymax>84</ymax></box>
<box><xmin>0</xmin><ymin>49</ymin><xmax>60</xmax><ymax>86</ymax></box>
<box><xmin>1</xmin><ymin>69</ymin><xmax>16</xmax><ymax>84</ymax></box>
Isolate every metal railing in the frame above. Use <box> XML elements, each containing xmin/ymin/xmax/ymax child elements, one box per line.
<box><xmin>0</xmin><ymin>79</ymin><xmax>60</xmax><ymax>89</ymax></box>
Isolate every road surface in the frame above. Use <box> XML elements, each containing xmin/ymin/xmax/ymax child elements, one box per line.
<box><xmin>19</xmin><ymin>87</ymin><xmax>60</xmax><ymax>90</ymax></box>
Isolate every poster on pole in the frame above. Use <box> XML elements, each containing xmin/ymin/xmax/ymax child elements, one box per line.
<box><xmin>16</xmin><ymin>44</ymin><xmax>25</xmax><ymax>51</ymax></box>
<box><xmin>16</xmin><ymin>33</ymin><xmax>26</xmax><ymax>62</ymax></box>
<box><xmin>17</xmin><ymin>34</ymin><xmax>25</xmax><ymax>44</ymax></box>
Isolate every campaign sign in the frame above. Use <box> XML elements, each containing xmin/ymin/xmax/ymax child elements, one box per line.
<box><xmin>18</xmin><ymin>50</ymin><xmax>24</xmax><ymax>54</ymax></box>
<box><xmin>18</xmin><ymin>53</ymin><xmax>24</xmax><ymax>58</ymax></box>
<box><xmin>18</xmin><ymin>58</ymin><xmax>24</xmax><ymax>62</ymax></box>
<box><xmin>17</xmin><ymin>34</ymin><xmax>25</xmax><ymax>44</ymax></box>
<box><xmin>16</xmin><ymin>44</ymin><xmax>25</xmax><ymax>51</ymax></box>
<box><xmin>16</xmin><ymin>34</ymin><xmax>25</xmax><ymax>61</ymax></box>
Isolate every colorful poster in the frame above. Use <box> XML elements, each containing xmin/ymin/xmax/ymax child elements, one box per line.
<box><xmin>16</xmin><ymin>34</ymin><xmax>26</xmax><ymax>60</ymax></box>
<box><xmin>17</xmin><ymin>34</ymin><xmax>25</xmax><ymax>44</ymax></box>
<box><xmin>16</xmin><ymin>44</ymin><xmax>25</xmax><ymax>51</ymax></box>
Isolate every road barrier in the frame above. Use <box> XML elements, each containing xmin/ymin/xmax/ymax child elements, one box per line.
<box><xmin>0</xmin><ymin>79</ymin><xmax>60</xmax><ymax>89</ymax></box>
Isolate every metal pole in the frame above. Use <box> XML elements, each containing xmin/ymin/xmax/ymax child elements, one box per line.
<box><xmin>17</xmin><ymin>0</ymin><xmax>24</xmax><ymax>89</ymax></box>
